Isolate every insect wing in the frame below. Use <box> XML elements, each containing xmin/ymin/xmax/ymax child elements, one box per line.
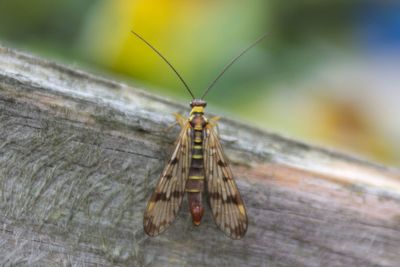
<box><xmin>204</xmin><ymin>125</ymin><xmax>248</xmax><ymax>239</ymax></box>
<box><xmin>143</xmin><ymin>123</ymin><xmax>192</xmax><ymax>236</ymax></box>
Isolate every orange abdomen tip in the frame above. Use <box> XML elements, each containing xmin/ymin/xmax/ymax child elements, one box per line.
<box><xmin>190</xmin><ymin>203</ymin><xmax>204</xmax><ymax>226</ymax></box>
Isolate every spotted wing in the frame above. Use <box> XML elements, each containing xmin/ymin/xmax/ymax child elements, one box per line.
<box><xmin>143</xmin><ymin>122</ymin><xmax>192</xmax><ymax>236</ymax></box>
<box><xmin>204</xmin><ymin>124</ymin><xmax>248</xmax><ymax>239</ymax></box>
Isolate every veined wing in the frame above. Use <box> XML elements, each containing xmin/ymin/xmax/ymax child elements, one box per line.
<box><xmin>204</xmin><ymin>123</ymin><xmax>248</xmax><ymax>239</ymax></box>
<box><xmin>143</xmin><ymin>122</ymin><xmax>192</xmax><ymax>236</ymax></box>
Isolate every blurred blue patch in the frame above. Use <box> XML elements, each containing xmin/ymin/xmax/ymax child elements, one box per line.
<box><xmin>357</xmin><ymin>2</ymin><xmax>400</xmax><ymax>52</ymax></box>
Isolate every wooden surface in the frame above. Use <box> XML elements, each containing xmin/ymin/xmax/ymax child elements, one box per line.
<box><xmin>0</xmin><ymin>45</ymin><xmax>400</xmax><ymax>267</ymax></box>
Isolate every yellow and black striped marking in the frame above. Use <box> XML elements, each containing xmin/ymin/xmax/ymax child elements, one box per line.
<box><xmin>186</xmin><ymin>108</ymin><xmax>207</xmax><ymax>225</ymax></box>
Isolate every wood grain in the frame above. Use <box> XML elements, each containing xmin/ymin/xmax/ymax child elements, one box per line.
<box><xmin>0</xmin><ymin>46</ymin><xmax>399</xmax><ymax>267</ymax></box>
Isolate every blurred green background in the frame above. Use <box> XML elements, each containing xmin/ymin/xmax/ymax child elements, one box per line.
<box><xmin>0</xmin><ymin>0</ymin><xmax>399</xmax><ymax>166</ymax></box>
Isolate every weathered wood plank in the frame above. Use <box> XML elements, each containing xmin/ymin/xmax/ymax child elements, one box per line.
<box><xmin>0</xmin><ymin>45</ymin><xmax>399</xmax><ymax>267</ymax></box>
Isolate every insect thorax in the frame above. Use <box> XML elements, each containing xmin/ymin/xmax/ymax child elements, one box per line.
<box><xmin>189</xmin><ymin>110</ymin><xmax>207</xmax><ymax>129</ymax></box>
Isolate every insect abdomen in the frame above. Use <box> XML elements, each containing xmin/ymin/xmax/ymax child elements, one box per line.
<box><xmin>186</xmin><ymin>116</ymin><xmax>206</xmax><ymax>225</ymax></box>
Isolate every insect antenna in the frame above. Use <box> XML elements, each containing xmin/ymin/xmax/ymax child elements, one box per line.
<box><xmin>201</xmin><ymin>33</ymin><xmax>268</xmax><ymax>100</ymax></box>
<box><xmin>131</xmin><ymin>30</ymin><xmax>195</xmax><ymax>99</ymax></box>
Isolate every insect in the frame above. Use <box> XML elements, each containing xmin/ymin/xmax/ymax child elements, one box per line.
<box><xmin>132</xmin><ymin>31</ymin><xmax>267</xmax><ymax>239</ymax></box>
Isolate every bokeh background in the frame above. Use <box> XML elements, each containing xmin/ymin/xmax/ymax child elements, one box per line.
<box><xmin>0</xmin><ymin>0</ymin><xmax>399</xmax><ymax>166</ymax></box>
